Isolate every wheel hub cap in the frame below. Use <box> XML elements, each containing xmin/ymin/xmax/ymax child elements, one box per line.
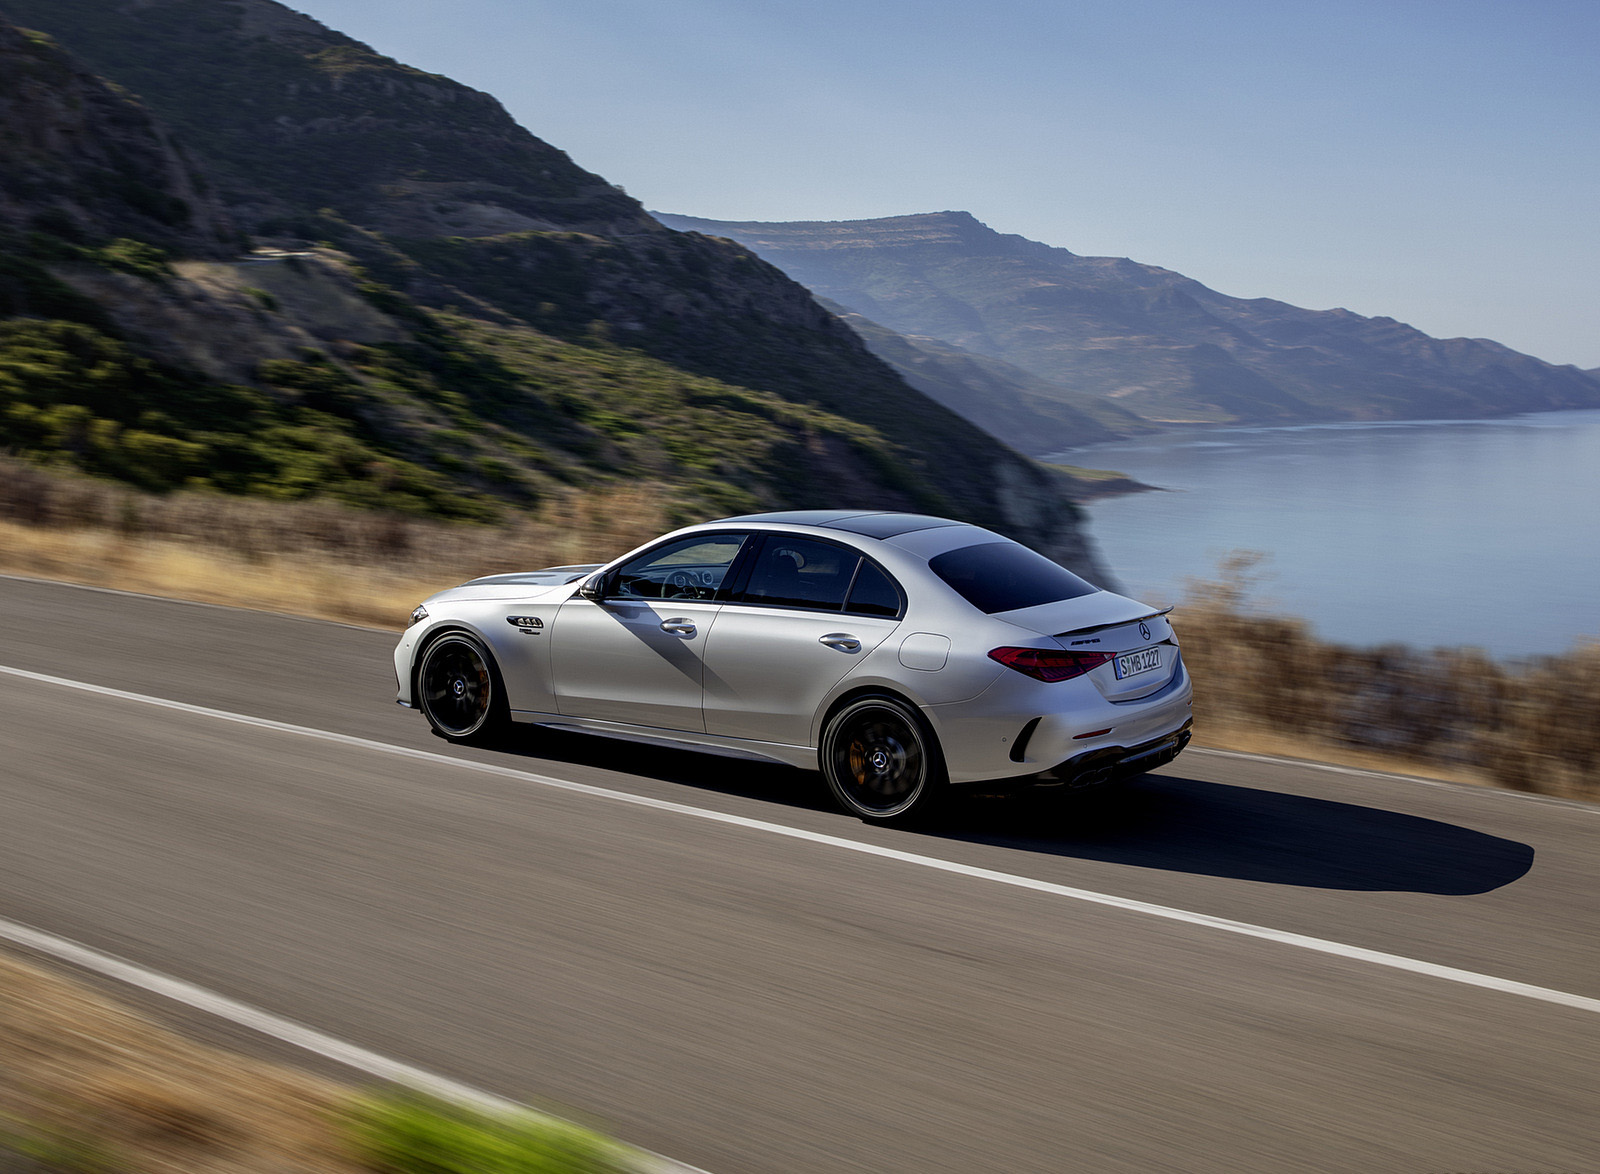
<box><xmin>452</xmin><ymin>678</ymin><xmax>466</xmax><ymax>698</ymax></box>
<box><xmin>869</xmin><ymin>749</ymin><xmax>891</xmax><ymax>773</ymax></box>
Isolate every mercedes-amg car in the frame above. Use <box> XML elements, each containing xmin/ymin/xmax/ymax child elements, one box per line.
<box><xmin>395</xmin><ymin>511</ymin><xmax>1192</xmax><ymax>821</ymax></box>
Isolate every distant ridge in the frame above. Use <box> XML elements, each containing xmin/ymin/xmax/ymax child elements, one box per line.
<box><xmin>656</xmin><ymin>211</ymin><xmax>1600</xmax><ymax>439</ymax></box>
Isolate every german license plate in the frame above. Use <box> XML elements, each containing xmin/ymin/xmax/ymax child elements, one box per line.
<box><xmin>1114</xmin><ymin>647</ymin><xmax>1162</xmax><ymax>680</ymax></box>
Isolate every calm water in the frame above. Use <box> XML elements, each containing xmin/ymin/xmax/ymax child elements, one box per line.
<box><xmin>1059</xmin><ymin>409</ymin><xmax>1600</xmax><ymax>658</ymax></box>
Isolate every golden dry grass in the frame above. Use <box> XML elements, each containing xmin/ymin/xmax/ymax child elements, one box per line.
<box><xmin>0</xmin><ymin>950</ymin><xmax>362</xmax><ymax>1174</ymax></box>
<box><xmin>0</xmin><ymin>519</ymin><xmax>438</xmax><ymax>629</ymax></box>
<box><xmin>0</xmin><ymin>461</ymin><xmax>675</xmax><ymax>630</ymax></box>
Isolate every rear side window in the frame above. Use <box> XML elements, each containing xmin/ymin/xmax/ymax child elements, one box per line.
<box><xmin>845</xmin><ymin>560</ymin><xmax>902</xmax><ymax>617</ymax></box>
<box><xmin>736</xmin><ymin>537</ymin><xmax>856</xmax><ymax>611</ymax></box>
<box><xmin>929</xmin><ymin>541</ymin><xmax>1097</xmax><ymax>614</ymax></box>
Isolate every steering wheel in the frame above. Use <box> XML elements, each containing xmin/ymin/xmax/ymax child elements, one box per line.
<box><xmin>666</xmin><ymin>570</ymin><xmax>696</xmax><ymax>598</ymax></box>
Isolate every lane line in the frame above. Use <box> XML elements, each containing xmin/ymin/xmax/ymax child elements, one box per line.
<box><xmin>0</xmin><ymin>918</ymin><xmax>704</xmax><ymax>1174</ymax></box>
<box><xmin>6</xmin><ymin>662</ymin><xmax>1600</xmax><ymax>1019</ymax></box>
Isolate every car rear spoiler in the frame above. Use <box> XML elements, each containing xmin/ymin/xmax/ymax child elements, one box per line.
<box><xmin>1053</xmin><ymin>606</ymin><xmax>1173</xmax><ymax>640</ymax></box>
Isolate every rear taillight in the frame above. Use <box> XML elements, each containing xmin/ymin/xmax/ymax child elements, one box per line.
<box><xmin>988</xmin><ymin>646</ymin><xmax>1111</xmax><ymax>682</ymax></box>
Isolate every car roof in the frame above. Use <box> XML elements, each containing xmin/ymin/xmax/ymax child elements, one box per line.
<box><xmin>714</xmin><ymin>510</ymin><xmax>966</xmax><ymax>540</ymax></box>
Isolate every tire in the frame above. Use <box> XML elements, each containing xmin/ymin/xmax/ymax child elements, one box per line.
<box><xmin>415</xmin><ymin>632</ymin><xmax>506</xmax><ymax>743</ymax></box>
<box><xmin>820</xmin><ymin>694</ymin><xmax>946</xmax><ymax>822</ymax></box>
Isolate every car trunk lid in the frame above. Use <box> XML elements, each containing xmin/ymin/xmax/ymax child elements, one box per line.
<box><xmin>999</xmin><ymin>592</ymin><xmax>1180</xmax><ymax>700</ymax></box>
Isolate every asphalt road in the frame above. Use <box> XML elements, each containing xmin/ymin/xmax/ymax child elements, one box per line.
<box><xmin>2</xmin><ymin>575</ymin><xmax>1597</xmax><ymax>1173</ymax></box>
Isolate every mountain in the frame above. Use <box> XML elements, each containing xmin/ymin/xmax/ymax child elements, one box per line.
<box><xmin>0</xmin><ymin>2</ymin><xmax>1112</xmax><ymax>575</ymax></box>
<box><xmin>818</xmin><ymin>298</ymin><xmax>1153</xmax><ymax>453</ymax></box>
<box><xmin>654</xmin><ymin>211</ymin><xmax>1600</xmax><ymax>434</ymax></box>
<box><xmin>0</xmin><ymin>0</ymin><xmax>647</xmax><ymax>242</ymax></box>
<box><xmin>0</xmin><ymin>23</ymin><xmax>235</xmax><ymax>260</ymax></box>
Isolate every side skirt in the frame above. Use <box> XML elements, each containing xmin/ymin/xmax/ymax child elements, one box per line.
<box><xmin>509</xmin><ymin>710</ymin><xmax>818</xmax><ymax>771</ymax></box>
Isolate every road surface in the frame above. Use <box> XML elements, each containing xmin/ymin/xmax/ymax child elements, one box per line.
<box><xmin>1</xmin><ymin>575</ymin><xmax>1596</xmax><ymax>1173</ymax></box>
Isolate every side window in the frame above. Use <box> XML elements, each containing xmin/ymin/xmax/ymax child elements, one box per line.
<box><xmin>734</xmin><ymin>537</ymin><xmax>856</xmax><ymax>611</ymax></box>
<box><xmin>845</xmin><ymin>560</ymin><xmax>903</xmax><ymax>618</ymax></box>
<box><xmin>612</xmin><ymin>535</ymin><xmax>747</xmax><ymax>601</ymax></box>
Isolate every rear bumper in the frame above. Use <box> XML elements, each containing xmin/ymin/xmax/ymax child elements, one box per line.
<box><xmin>1045</xmin><ymin>721</ymin><xmax>1193</xmax><ymax>790</ymax></box>
<box><xmin>930</xmin><ymin>651</ymin><xmax>1194</xmax><ymax>783</ymax></box>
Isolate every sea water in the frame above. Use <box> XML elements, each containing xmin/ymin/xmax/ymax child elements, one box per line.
<box><xmin>1058</xmin><ymin>408</ymin><xmax>1600</xmax><ymax>659</ymax></box>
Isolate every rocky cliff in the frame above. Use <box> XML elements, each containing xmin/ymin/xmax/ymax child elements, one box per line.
<box><xmin>0</xmin><ymin>23</ymin><xmax>234</xmax><ymax>256</ymax></box>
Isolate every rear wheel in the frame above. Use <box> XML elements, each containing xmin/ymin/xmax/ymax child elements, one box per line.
<box><xmin>821</xmin><ymin>695</ymin><xmax>945</xmax><ymax>822</ymax></box>
<box><xmin>416</xmin><ymin>633</ymin><xmax>506</xmax><ymax>742</ymax></box>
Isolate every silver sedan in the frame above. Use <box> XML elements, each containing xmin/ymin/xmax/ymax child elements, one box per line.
<box><xmin>395</xmin><ymin>511</ymin><xmax>1193</xmax><ymax>821</ymax></box>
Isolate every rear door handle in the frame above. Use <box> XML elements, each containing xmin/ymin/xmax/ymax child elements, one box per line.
<box><xmin>660</xmin><ymin>618</ymin><xmax>696</xmax><ymax>636</ymax></box>
<box><xmin>819</xmin><ymin>633</ymin><xmax>861</xmax><ymax>653</ymax></box>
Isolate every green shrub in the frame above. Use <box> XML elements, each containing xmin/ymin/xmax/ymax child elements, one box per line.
<box><xmin>243</xmin><ymin>285</ymin><xmax>279</xmax><ymax>311</ymax></box>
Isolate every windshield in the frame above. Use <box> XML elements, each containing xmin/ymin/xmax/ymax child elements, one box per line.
<box><xmin>928</xmin><ymin>541</ymin><xmax>1098</xmax><ymax>614</ymax></box>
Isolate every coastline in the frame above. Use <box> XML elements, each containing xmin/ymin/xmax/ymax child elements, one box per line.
<box><xmin>1046</xmin><ymin>462</ymin><xmax>1161</xmax><ymax>502</ymax></box>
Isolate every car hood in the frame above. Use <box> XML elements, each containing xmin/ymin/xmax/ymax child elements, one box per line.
<box><xmin>997</xmin><ymin>590</ymin><xmax>1168</xmax><ymax>638</ymax></box>
<box><xmin>425</xmin><ymin>567</ymin><xmax>596</xmax><ymax>605</ymax></box>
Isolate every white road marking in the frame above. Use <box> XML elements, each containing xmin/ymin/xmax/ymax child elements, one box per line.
<box><xmin>0</xmin><ymin>917</ymin><xmax>705</xmax><ymax>1174</ymax></box>
<box><xmin>5</xmin><ymin>662</ymin><xmax>1600</xmax><ymax>1020</ymax></box>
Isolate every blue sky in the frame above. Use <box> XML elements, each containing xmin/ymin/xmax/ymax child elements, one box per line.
<box><xmin>291</xmin><ymin>0</ymin><xmax>1598</xmax><ymax>368</ymax></box>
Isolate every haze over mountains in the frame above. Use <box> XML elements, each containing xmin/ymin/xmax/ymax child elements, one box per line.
<box><xmin>0</xmin><ymin>0</ymin><xmax>1105</xmax><ymax>571</ymax></box>
<box><xmin>656</xmin><ymin>211</ymin><xmax>1600</xmax><ymax>455</ymax></box>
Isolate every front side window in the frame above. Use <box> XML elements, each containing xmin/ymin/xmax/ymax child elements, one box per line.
<box><xmin>733</xmin><ymin>537</ymin><xmax>857</xmax><ymax>611</ymax></box>
<box><xmin>929</xmin><ymin>541</ymin><xmax>1097</xmax><ymax>614</ymax></box>
<box><xmin>612</xmin><ymin>534</ymin><xmax>747</xmax><ymax>601</ymax></box>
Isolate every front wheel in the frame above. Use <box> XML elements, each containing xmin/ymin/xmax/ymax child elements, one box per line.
<box><xmin>821</xmin><ymin>695</ymin><xmax>946</xmax><ymax>822</ymax></box>
<box><xmin>416</xmin><ymin>632</ymin><xmax>506</xmax><ymax>742</ymax></box>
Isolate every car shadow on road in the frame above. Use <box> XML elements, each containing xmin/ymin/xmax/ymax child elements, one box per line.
<box><xmin>481</xmin><ymin>728</ymin><xmax>1533</xmax><ymax>896</ymax></box>
<box><xmin>929</xmin><ymin>772</ymin><xmax>1535</xmax><ymax>895</ymax></box>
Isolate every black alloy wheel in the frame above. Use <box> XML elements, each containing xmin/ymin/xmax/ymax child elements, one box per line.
<box><xmin>821</xmin><ymin>695</ymin><xmax>945</xmax><ymax>821</ymax></box>
<box><xmin>417</xmin><ymin>633</ymin><xmax>504</xmax><ymax>741</ymax></box>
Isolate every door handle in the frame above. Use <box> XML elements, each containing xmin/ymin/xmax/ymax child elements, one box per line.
<box><xmin>660</xmin><ymin>618</ymin><xmax>696</xmax><ymax>636</ymax></box>
<box><xmin>819</xmin><ymin>633</ymin><xmax>861</xmax><ymax>653</ymax></box>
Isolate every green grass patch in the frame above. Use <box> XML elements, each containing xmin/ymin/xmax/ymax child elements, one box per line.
<box><xmin>1044</xmin><ymin>462</ymin><xmax>1133</xmax><ymax>482</ymax></box>
<box><xmin>347</xmin><ymin>1093</ymin><xmax>626</xmax><ymax>1174</ymax></box>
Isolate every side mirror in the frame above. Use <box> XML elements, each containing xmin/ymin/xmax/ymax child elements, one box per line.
<box><xmin>576</xmin><ymin>573</ymin><xmax>606</xmax><ymax>602</ymax></box>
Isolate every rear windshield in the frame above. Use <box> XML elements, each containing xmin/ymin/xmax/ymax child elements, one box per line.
<box><xmin>929</xmin><ymin>541</ymin><xmax>1098</xmax><ymax>614</ymax></box>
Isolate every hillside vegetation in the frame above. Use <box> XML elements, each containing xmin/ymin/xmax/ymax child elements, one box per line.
<box><xmin>656</xmin><ymin>211</ymin><xmax>1600</xmax><ymax>451</ymax></box>
<box><xmin>0</xmin><ymin>1</ymin><xmax>1111</xmax><ymax>578</ymax></box>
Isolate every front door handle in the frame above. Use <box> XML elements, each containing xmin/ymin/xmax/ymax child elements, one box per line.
<box><xmin>660</xmin><ymin>618</ymin><xmax>696</xmax><ymax>636</ymax></box>
<box><xmin>819</xmin><ymin>633</ymin><xmax>861</xmax><ymax>653</ymax></box>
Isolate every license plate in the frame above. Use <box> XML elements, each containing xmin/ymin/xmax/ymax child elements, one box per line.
<box><xmin>1114</xmin><ymin>647</ymin><xmax>1162</xmax><ymax>680</ymax></box>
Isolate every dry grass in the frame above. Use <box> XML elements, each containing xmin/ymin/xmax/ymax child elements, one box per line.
<box><xmin>0</xmin><ymin>460</ymin><xmax>674</xmax><ymax>629</ymax></box>
<box><xmin>0</xmin><ymin>951</ymin><xmax>360</xmax><ymax>1174</ymax></box>
<box><xmin>0</xmin><ymin>520</ymin><xmax>438</xmax><ymax>629</ymax></box>
<box><xmin>1178</xmin><ymin>552</ymin><xmax>1600</xmax><ymax>802</ymax></box>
